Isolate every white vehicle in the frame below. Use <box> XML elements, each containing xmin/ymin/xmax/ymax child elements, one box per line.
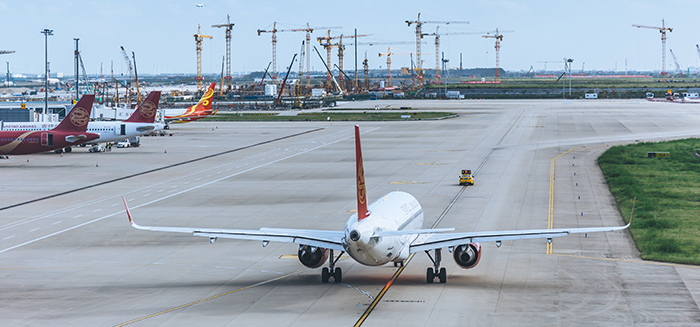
<box><xmin>123</xmin><ymin>126</ymin><xmax>631</xmax><ymax>284</ymax></box>
<box><xmin>116</xmin><ymin>140</ymin><xmax>130</xmax><ymax>148</ymax></box>
<box><xmin>1</xmin><ymin>92</ymin><xmax>165</xmax><ymax>151</ymax></box>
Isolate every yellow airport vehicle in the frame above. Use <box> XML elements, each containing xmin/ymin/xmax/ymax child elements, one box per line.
<box><xmin>459</xmin><ymin>170</ymin><xmax>474</xmax><ymax>186</ymax></box>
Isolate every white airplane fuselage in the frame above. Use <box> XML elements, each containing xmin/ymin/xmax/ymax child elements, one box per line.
<box><xmin>2</xmin><ymin>121</ymin><xmax>166</xmax><ymax>144</ymax></box>
<box><xmin>343</xmin><ymin>191</ymin><xmax>423</xmax><ymax>266</ymax></box>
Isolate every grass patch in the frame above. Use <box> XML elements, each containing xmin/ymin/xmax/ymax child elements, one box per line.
<box><xmin>200</xmin><ymin>111</ymin><xmax>456</xmax><ymax>121</ymax></box>
<box><xmin>598</xmin><ymin>138</ymin><xmax>700</xmax><ymax>265</ymax></box>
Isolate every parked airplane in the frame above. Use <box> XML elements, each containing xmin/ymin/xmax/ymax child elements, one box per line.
<box><xmin>123</xmin><ymin>126</ymin><xmax>631</xmax><ymax>283</ymax></box>
<box><xmin>0</xmin><ymin>95</ymin><xmax>98</xmax><ymax>156</ymax></box>
<box><xmin>2</xmin><ymin>91</ymin><xmax>165</xmax><ymax>152</ymax></box>
<box><xmin>162</xmin><ymin>82</ymin><xmax>217</xmax><ymax>126</ymax></box>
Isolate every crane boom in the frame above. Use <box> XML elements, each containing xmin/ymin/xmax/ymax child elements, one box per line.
<box><xmin>669</xmin><ymin>49</ymin><xmax>683</xmax><ymax>77</ymax></box>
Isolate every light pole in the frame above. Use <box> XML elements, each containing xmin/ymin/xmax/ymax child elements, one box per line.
<box><xmin>41</xmin><ymin>28</ymin><xmax>53</xmax><ymax>121</ymax></box>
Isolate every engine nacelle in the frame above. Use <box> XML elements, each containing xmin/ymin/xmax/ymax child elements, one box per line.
<box><xmin>297</xmin><ymin>245</ymin><xmax>329</xmax><ymax>268</ymax></box>
<box><xmin>453</xmin><ymin>243</ymin><xmax>481</xmax><ymax>269</ymax></box>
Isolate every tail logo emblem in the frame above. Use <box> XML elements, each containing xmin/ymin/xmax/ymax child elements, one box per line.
<box><xmin>358</xmin><ymin>162</ymin><xmax>366</xmax><ymax>205</ymax></box>
<box><xmin>70</xmin><ymin>107</ymin><xmax>90</xmax><ymax>127</ymax></box>
<box><xmin>139</xmin><ymin>101</ymin><xmax>157</xmax><ymax>118</ymax></box>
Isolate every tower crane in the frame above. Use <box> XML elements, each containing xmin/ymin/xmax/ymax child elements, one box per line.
<box><xmin>669</xmin><ymin>49</ymin><xmax>683</xmax><ymax>78</ymax></box>
<box><xmin>257</xmin><ymin>23</ymin><xmax>340</xmax><ymax>85</ymax></box>
<box><xmin>632</xmin><ymin>19</ymin><xmax>673</xmax><ymax>82</ymax></box>
<box><xmin>378</xmin><ymin>47</ymin><xmax>411</xmax><ymax>87</ymax></box>
<box><xmin>317</xmin><ymin>31</ymin><xmax>371</xmax><ymax>91</ymax></box>
<box><xmin>422</xmin><ymin>27</ymin><xmax>484</xmax><ymax>83</ymax></box>
<box><xmin>482</xmin><ymin>28</ymin><xmax>513</xmax><ymax>82</ymax></box>
<box><xmin>363</xmin><ymin>51</ymin><xmax>369</xmax><ymax>91</ymax></box>
<box><xmin>405</xmin><ymin>13</ymin><xmax>468</xmax><ymax>88</ymax></box>
<box><xmin>194</xmin><ymin>24</ymin><xmax>213</xmax><ymax>92</ymax></box>
<box><xmin>212</xmin><ymin>15</ymin><xmax>235</xmax><ymax>93</ymax></box>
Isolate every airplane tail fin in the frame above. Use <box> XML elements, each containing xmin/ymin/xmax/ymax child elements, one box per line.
<box><xmin>124</xmin><ymin>91</ymin><xmax>161</xmax><ymax>123</ymax></box>
<box><xmin>355</xmin><ymin>125</ymin><xmax>370</xmax><ymax>220</ymax></box>
<box><xmin>192</xmin><ymin>82</ymin><xmax>216</xmax><ymax>113</ymax></box>
<box><xmin>53</xmin><ymin>94</ymin><xmax>95</xmax><ymax>132</ymax></box>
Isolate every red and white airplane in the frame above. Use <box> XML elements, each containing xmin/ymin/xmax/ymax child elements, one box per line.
<box><xmin>123</xmin><ymin>126</ymin><xmax>631</xmax><ymax>283</ymax></box>
<box><xmin>162</xmin><ymin>82</ymin><xmax>218</xmax><ymax>126</ymax></box>
<box><xmin>0</xmin><ymin>95</ymin><xmax>99</xmax><ymax>156</ymax></box>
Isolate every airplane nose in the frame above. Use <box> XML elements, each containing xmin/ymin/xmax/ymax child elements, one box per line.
<box><xmin>349</xmin><ymin>229</ymin><xmax>361</xmax><ymax>242</ymax></box>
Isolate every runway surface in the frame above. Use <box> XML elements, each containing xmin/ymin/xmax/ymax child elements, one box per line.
<box><xmin>2</xmin><ymin>99</ymin><xmax>700</xmax><ymax>326</ymax></box>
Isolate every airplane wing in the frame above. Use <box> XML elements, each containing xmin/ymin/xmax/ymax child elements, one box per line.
<box><xmin>409</xmin><ymin>223</ymin><xmax>630</xmax><ymax>253</ymax></box>
<box><xmin>123</xmin><ymin>197</ymin><xmax>345</xmax><ymax>251</ymax></box>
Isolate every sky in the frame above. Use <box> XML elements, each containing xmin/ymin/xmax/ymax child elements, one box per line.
<box><xmin>1</xmin><ymin>0</ymin><xmax>699</xmax><ymax>78</ymax></box>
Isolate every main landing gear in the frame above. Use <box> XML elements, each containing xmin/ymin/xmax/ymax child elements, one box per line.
<box><xmin>321</xmin><ymin>250</ymin><xmax>345</xmax><ymax>283</ymax></box>
<box><xmin>425</xmin><ymin>249</ymin><xmax>447</xmax><ymax>283</ymax></box>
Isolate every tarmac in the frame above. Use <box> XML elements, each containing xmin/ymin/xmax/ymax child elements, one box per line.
<box><xmin>2</xmin><ymin>99</ymin><xmax>700</xmax><ymax>326</ymax></box>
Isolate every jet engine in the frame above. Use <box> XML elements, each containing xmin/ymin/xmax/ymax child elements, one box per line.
<box><xmin>453</xmin><ymin>243</ymin><xmax>481</xmax><ymax>269</ymax></box>
<box><xmin>297</xmin><ymin>245</ymin><xmax>329</xmax><ymax>268</ymax></box>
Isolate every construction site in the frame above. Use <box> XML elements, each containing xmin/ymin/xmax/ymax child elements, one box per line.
<box><xmin>2</xmin><ymin>15</ymin><xmax>700</xmax><ymax>113</ymax></box>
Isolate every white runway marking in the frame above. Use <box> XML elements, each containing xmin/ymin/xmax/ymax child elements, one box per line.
<box><xmin>144</xmin><ymin>194</ymin><xmax>151</xmax><ymax>197</ymax></box>
<box><xmin>0</xmin><ymin>128</ymin><xmax>379</xmax><ymax>254</ymax></box>
<box><xmin>3</xmin><ymin>235</ymin><xmax>14</xmax><ymax>240</ymax></box>
<box><xmin>93</xmin><ymin>209</ymin><xmax>101</xmax><ymax>212</ymax></box>
<box><xmin>29</xmin><ymin>228</ymin><xmax>39</xmax><ymax>232</ymax></box>
<box><xmin>52</xmin><ymin>221</ymin><xmax>62</xmax><ymax>225</ymax></box>
<box><xmin>73</xmin><ymin>214</ymin><xmax>82</xmax><ymax>218</ymax></box>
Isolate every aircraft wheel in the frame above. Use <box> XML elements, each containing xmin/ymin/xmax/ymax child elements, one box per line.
<box><xmin>439</xmin><ymin>268</ymin><xmax>447</xmax><ymax>284</ymax></box>
<box><xmin>64</xmin><ymin>147</ymin><xmax>72</xmax><ymax>153</ymax></box>
<box><xmin>426</xmin><ymin>267</ymin><xmax>434</xmax><ymax>283</ymax></box>
<box><xmin>334</xmin><ymin>267</ymin><xmax>342</xmax><ymax>283</ymax></box>
<box><xmin>321</xmin><ymin>267</ymin><xmax>330</xmax><ymax>283</ymax></box>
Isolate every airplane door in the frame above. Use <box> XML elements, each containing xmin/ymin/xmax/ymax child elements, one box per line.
<box><xmin>41</xmin><ymin>132</ymin><xmax>53</xmax><ymax>146</ymax></box>
<box><xmin>120</xmin><ymin>124</ymin><xmax>126</xmax><ymax>135</ymax></box>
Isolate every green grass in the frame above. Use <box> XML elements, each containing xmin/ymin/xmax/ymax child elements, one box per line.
<box><xmin>200</xmin><ymin>111</ymin><xmax>456</xmax><ymax>121</ymax></box>
<box><xmin>598</xmin><ymin>139</ymin><xmax>700</xmax><ymax>264</ymax></box>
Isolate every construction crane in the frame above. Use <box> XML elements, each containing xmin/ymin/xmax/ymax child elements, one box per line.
<box><xmin>257</xmin><ymin>23</ymin><xmax>340</xmax><ymax>85</ymax></box>
<box><xmin>422</xmin><ymin>27</ymin><xmax>484</xmax><ymax>83</ymax></box>
<box><xmin>378</xmin><ymin>47</ymin><xmax>411</xmax><ymax>87</ymax></box>
<box><xmin>482</xmin><ymin>28</ymin><xmax>513</xmax><ymax>82</ymax></box>
<box><xmin>296</xmin><ymin>41</ymin><xmax>305</xmax><ymax>97</ymax></box>
<box><xmin>669</xmin><ymin>49</ymin><xmax>684</xmax><ymax>77</ymax></box>
<box><xmin>131</xmin><ymin>51</ymin><xmax>142</xmax><ymax>103</ymax></box>
<box><xmin>212</xmin><ymin>15</ymin><xmax>235</xmax><ymax>93</ymax></box>
<box><xmin>194</xmin><ymin>24</ymin><xmax>213</xmax><ymax>92</ymax></box>
<box><xmin>120</xmin><ymin>46</ymin><xmax>133</xmax><ymax>106</ymax></box>
<box><xmin>632</xmin><ymin>19</ymin><xmax>673</xmax><ymax>82</ymax></box>
<box><xmin>317</xmin><ymin>32</ymin><xmax>371</xmax><ymax>92</ymax></box>
<box><xmin>405</xmin><ymin>13</ymin><xmax>468</xmax><ymax>88</ymax></box>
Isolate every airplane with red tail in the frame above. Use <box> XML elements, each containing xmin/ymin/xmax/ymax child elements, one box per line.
<box><xmin>123</xmin><ymin>126</ymin><xmax>631</xmax><ymax>284</ymax></box>
<box><xmin>0</xmin><ymin>95</ymin><xmax>99</xmax><ymax>156</ymax></box>
<box><xmin>163</xmin><ymin>82</ymin><xmax>217</xmax><ymax>126</ymax></box>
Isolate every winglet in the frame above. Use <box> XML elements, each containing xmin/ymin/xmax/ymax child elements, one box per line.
<box><xmin>122</xmin><ymin>196</ymin><xmax>135</xmax><ymax>226</ymax></box>
<box><xmin>54</xmin><ymin>94</ymin><xmax>95</xmax><ymax>132</ymax></box>
<box><xmin>627</xmin><ymin>196</ymin><xmax>636</xmax><ymax>227</ymax></box>
<box><xmin>355</xmin><ymin>125</ymin><xmax>370</xmax><ymax>220</ymax></box>
<box><xmin>124</xmin><ymin>91</ymin><xmax>161</xmax><ymax>123</ymax></box>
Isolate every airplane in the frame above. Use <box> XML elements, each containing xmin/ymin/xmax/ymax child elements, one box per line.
<box><xmin>2</xmin><ymin>91</ymin><xmax>165</xmax><ymax>152</ymax></box>
<box><xmin>196</xmin><ymin>3</ymin><xmax>205</xmax><ymax>8</ymax></box>
<box><xmin>123</xmin><ymin>126</ymin><xmax>631</xmax><ymax>284</ymax></box>
<box><xmin>162</xmin><ymin>82</ymin><xmax>217</xmax><ymax>127</ymax></box>
<box><xmin>0</xmin><ymin>94</ymin><xmax>99</xmax><ymax>156</ymax></box>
